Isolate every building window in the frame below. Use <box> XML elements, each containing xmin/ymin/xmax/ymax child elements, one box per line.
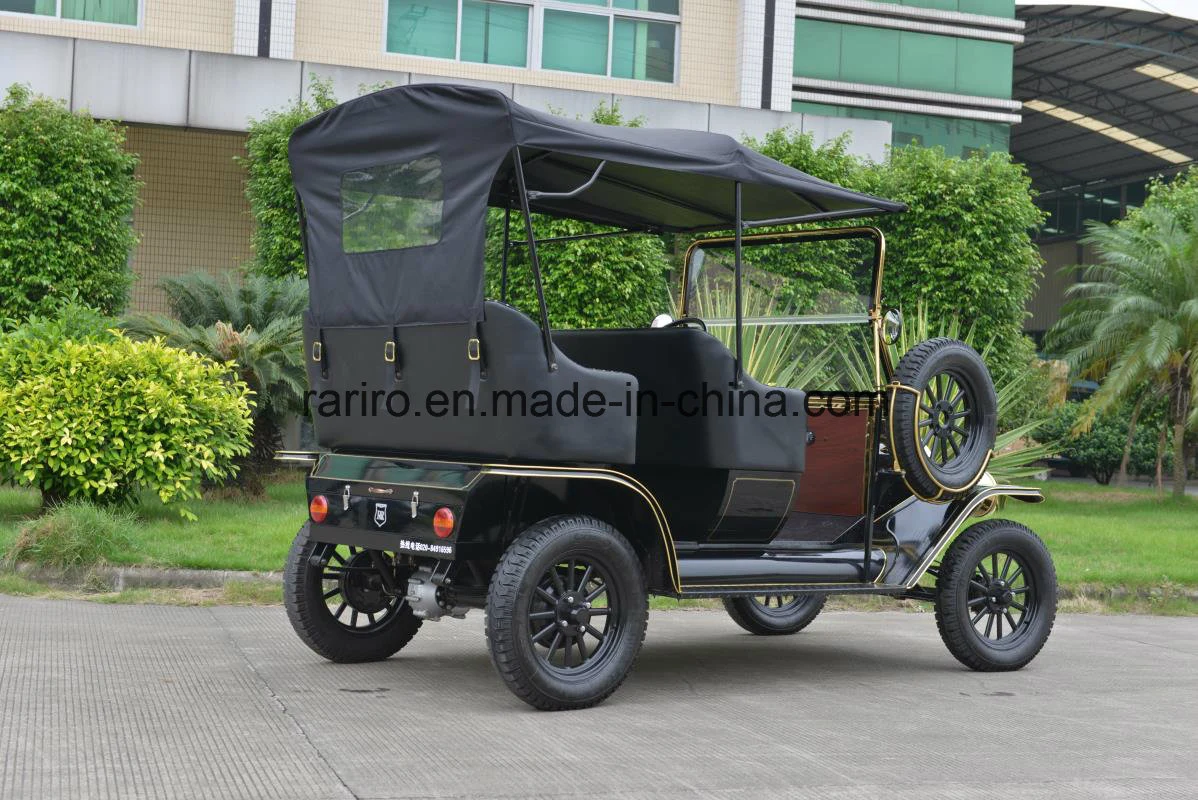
<box><xmin>0</xmin><ymin>0</ymin><xmax>138</xmax><ymax>25</ymax></box>
<box><xmin>386</xmin><ymin>0</ymin><xmax>679</xmax><ymax>82</ymax></box>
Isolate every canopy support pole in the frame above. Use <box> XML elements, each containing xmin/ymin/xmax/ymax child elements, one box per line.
<box><xmin>511</xmin><ymin>147</ymin><xmax>558</xmax><ymax>372</ymax></box>
<box><xmin>734</xmin><ymin>181</ymin><xmax>744</xmax><ymax>388</ymax></box>
<box><xmin>500</xmin><ymin>205</ymin><xmax>512</xmax><ymax>302</ymax></box>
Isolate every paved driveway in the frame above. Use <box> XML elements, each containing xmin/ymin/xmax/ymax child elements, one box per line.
<box><xmin>0</xmin><ymin>595</ymin><xmax>1195</xmax><ymax>799</ymax></box>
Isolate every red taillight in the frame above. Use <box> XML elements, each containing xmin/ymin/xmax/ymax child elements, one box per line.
<box><xmin>309</xmin><ymin>495</ymin><xmax>329</xmax><ymax>523</ymax></box>
<box><xmin>433</xmin><ymin>507</ymin><xmax>455</xmax><ymax>538</ymax></box>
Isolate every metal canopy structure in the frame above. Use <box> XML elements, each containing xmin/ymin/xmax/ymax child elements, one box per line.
<box><xmin>1013</xmin><ymin>1</ymin><xmax>1198</xmax><ymax>192</ymax></box>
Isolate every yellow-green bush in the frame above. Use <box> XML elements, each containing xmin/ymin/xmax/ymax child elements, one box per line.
<box><xmin>0</xmin><ymin>336</ymin><xmax>253</xmax><ymax>516</ymax></box>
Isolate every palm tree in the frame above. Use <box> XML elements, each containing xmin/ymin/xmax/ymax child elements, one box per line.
<box><xmin>1048</xmin><ymin>203</ymin><xmax>1198</xmax><ymax>499</ymax></box>
<box><xmin>122</xmin><ymin>272</ymin><xmax>308</xmax><ymax>492</ymax></box>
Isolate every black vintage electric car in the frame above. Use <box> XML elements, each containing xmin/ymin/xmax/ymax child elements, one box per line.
<box><xmin>279</xmin><ymin>84</ymin><xmax>1056</xmax><ymax>710</ymax></box>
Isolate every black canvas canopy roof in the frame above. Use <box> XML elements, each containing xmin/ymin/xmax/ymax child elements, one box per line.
<box><xmin>289</xmin><ymin>83</ymin><xmax>905</xmax><ymax>327</ymax></box>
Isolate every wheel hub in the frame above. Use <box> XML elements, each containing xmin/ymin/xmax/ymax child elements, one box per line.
<box><xmin>555</xmin><ymin>593</ymin><xmax>593</xmax><ymax>632</ymax></box>
<box><xmin>339</xmin><ymin>551</ymin><xmax>391</xmax><ymax>615</ymax></box>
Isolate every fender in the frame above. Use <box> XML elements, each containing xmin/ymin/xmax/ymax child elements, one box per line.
<box><xmin>481</xmin><ymin>465</ymin><xmax>680</xmax><ymax>593</ymax></box>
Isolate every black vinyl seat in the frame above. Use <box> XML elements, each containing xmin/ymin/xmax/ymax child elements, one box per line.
<box><xmin>553</xmin><ymin>328</ymin><xmax>806</xmax><ymax>472</ymax></box>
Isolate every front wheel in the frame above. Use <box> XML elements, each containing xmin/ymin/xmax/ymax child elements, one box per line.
<box><xmin>723</xmin><ymin>594</ymin><xmax>826</xmax><ymax>635</ymax></box>
<box><xmin>485</xmin><ymin>516</ymin><xmax>649</xmax><ymax>711</ymax></box>
<box><xmin>934</xmin><ymin>520</ymin><xmax>1056</xmax><ymax>671</ymax></box>
<box><xmin>284</xmin><ymin>523</ymin><xmax>422</xmax><ymax>663</ymax></box>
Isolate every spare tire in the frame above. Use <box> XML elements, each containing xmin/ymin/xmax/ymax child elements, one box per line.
<box><xmin>889</xmin><ymin>338</ymin><xmax>997</xmax><ymax>500</ymax></box>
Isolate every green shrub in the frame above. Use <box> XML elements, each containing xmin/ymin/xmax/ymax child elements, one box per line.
<box><xmin>0</xmin><ymin>84</ymin><xmax>139</xmax><ymax>323</ymax></box>
<box><xmin>0</xmin><ymin>336</ymin><xmax>253</xmax><ymax>515</ymax></box>
<box><xmin>241</xmin><ymin>77</ymin><xmax>338</xmax><ymax>279</ymax></box>
<box><xmin>0</xmin><ymin>302</ymin><xmax>119</xmax><ymax>389</ymax></box>
<box><xmin>1039</xmin><ymin>400</ymin><xmax>1170</xmax><ymax>484</ymax></box>
<box><xmin>5</xmin><ymin>501</ymin><xmax>134</xmax><ymax>568</ymax></box>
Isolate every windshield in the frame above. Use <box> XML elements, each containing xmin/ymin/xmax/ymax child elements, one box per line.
<box><xmin>680</xmin><ymin>229</ymin><xmax>882</xmax><ymax>391</ymax></box>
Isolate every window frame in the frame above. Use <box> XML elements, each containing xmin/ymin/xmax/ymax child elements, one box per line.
<box><xmin>0</xmin><ymin>0</ymin><xmax>143</xmax><ymax>29</ymax></box>
<box><xmin>383</xmin><ymin>0</ymin><xmax>681</xmax><ymax>84</ymax></box>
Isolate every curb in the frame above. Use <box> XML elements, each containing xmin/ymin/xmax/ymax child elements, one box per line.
<box><xmin>10</xmin><ymin>563</ymin><xmax>282</xmax><ymax>591</ymax></box>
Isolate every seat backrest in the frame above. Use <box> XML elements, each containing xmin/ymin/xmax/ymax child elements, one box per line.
<box><xmin>553</xmin><ymin>328</ymin><xmax>807</xmax><ymax>472</ymax></box>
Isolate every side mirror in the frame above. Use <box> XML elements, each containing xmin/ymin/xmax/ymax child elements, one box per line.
<box><xmin>650</xmin><ymin>313</ymin><xmax>675</xmax><ymax>329</ymax></box>
<box><xmin>882</xmin><ymin>308</ymin><xmax>903</xmax><ymax>345</ymax></box>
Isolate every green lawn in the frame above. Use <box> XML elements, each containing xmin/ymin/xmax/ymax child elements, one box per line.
<box><xmin>0</xmin><ymin>478</ymin><xmax>307</xmax><ymax>573</ymax></box>
<box><xmin>990</xmin><ymin>480</ymin><xmax>1198</xmax><ymax>590</ymax></box>
<box><xmin>1</xmin><ymin>477</ymin><xmax>1195</xmax><ymax>590</ymax></box>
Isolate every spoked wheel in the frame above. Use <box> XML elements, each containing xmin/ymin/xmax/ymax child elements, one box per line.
<box><xmin>890</xmin><ymin>338</ymin><xmax>997</xmax><ymax>499</ymax></box>
<box><xmin>528</xmin><ymin>558</ymin><xmax>615</xmax><ymax>670</ymax></box>
<box><xmin>723</xmin><ymin>593</ymin><xmax>826</xmax><ymax>636</ymax></box>
<box><xmin>934</xmin><ymin>520</ymin><xmax>1056</xmax><ymax>671</ymax></box>
<box><xmin>285</xmin><ymin>523</ymin><xmax>422</xmax><ymax>663</ymax></box>
<box><xmin>486</xmin><ymin>516</ymin><xmax>648</xmax><ymax>711</ymax></box>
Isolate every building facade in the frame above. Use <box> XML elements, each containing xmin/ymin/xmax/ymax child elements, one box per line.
<box><xmin>789</xmin><ymin>0</ymin><xmax>1023</xmax><ymax>156</ymax></box>
<box><xmin>0</xmin><ymin>0</ymin><xmax>895</xmax><ymax>311</ymax></box>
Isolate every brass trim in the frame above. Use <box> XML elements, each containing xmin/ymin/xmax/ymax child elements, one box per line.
<box><xmin>311</xmin><ymin>341</ymin><xmax>322</xmax><ymax>362</ymax></box>
<box><xmin>467</xmin><ymin>338</ymin><xmax>481</xmax><ymax>361</ymax></box>
<box><xmin>482</xmin><ymin>466</ymin><xmax>680</xmax><ymax>593</ymax></box>
<box><xmin>383</xmin><ymin>341</ymin><xmax>396</xmax><ymax>363</ymax></box>
<box><xmin>367</xmin><ymin>486</ymin><xmax>394</xmax><ymax>495</ymax></box>
<box><xmin>903</xmin><ymin>486</ymin><xmax>1044</xmax><ymax>589</ymax></box>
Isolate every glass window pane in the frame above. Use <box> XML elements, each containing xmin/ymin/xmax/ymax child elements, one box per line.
<box><xmin>793</xmin><ymin>19</ymin><xmax>842</xmax><ymax>80</ymax></box>
<box><xmin>61</xmin><ymin>0</ymin><xmax>137</xmax><ymax>24</ymax></box>
<box><xmin>387</xmin><ymin>0</ymin><xmax>457</xmax><ymax>59</ymax></box>
<box><xmin>898</xmin><ymin>30</ymin><xmax>956</xmax><ymax>92</ymax></box>
<box><xmin>613</xmin><ymin>0</ymin><xmax>679</xmax><ymax>13</ymax></box>
<box><xmin>461</xmin><ymin>1</ymin><xmax>528</xmax><ymax>67</ymax></box>
<box><xmin>341</xmin><ymin>157</ymin><xmax>444</xmax><ymax>254</ymax></box>
<box><xmin>542</xmin><ymin>10</ymin><xmax>609</xmax><ymax>76</ymax></box>
<box><xmin>612</xmin><ymin>19</ymin><xmax>675</xmax><ymax>82</ymax></box>
<box><xmin>557</xmin><ymin>0</ymin><xmax>607</xmax><ymax>6</ymax></box>
<box><xmin>840</xmin><ymin>24</ymin><xmax>899</xmax><ymax>85</ymax></box>
<box><xmin>959</xmin><ymin>0</ymin><xmax>1014</xmax><ymax>18</ymax></box>
<box><xmin>0</xmin><ymin>0</ymin><xmax>56</xmax><ymax>14</ymax></box>
<box><xmin>956</xmin><ymin>39</ymin><xmax>1012</xmax><ymax>97</ymax></box>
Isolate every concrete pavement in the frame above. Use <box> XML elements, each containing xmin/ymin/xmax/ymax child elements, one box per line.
<box><xmin>1</xmin><ymin>595</ymin><xmax>1195</xmax><ymax>799</ymax></box>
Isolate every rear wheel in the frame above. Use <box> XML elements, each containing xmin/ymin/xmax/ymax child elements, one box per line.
<box><xmin>934</xmin><ymin>520</ymin><xmax>1056</xmax><ymax>671</ymax></box>
<box><xmin>485</xmin><ymin>516</ymin><xmax>648</xmax><ymax>711</ymax></box>
<box><xmin>723</xmin><ymin>594</ymin><xmax>826</xmax><ymax>636</ymax></box>
<box><xmin>284</xmin><ymin>523</ymin><xmax>422</xmax><ymax>663</ymax></box>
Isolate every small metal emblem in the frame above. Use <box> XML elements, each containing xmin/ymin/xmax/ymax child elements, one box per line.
<box><xmin>342</xmin><ymin>484</ymin><xmax>351</xmax><ymax>511</ymax></box>
<box><xmin>374</xmin><ymin>502</ymin><xmax>387</xmax><ymax>528</ymax></box>
<box><xmin>410</xmin><ymin>490</ymin><xmax>419</xmax><ymax>519</ymax></box>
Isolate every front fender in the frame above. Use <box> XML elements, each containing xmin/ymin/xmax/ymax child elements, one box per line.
<box><xmin>877</xmin><ymin>485</ymin><xmax>1043</xmax><ymax>588</ymax></box>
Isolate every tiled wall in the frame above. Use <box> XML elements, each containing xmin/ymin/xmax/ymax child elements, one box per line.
<box><xmin>124</xmin><ymin>125</ymin><xmax>254</xmax><ymax>313</ymax></box>
<box><xmin>0</xmin><ymin>0</ymin><xmax>233</xmax><ymax>53</ymax></box>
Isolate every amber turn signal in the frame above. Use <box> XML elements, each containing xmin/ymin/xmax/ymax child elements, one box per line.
<box><xmin>433</xmin><ymin>507</ymin><xmax>455</xmax><ymax>538</ymax></box>
<box><xmin>309</xmin><ymin>494</ymin><xmax>329</xmax><ymax>523</ymax></box>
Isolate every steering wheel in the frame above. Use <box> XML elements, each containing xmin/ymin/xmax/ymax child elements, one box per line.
<box><xmin>665</xmin><ymin>316</ymin><xmax>707</xmax><ymax>331</ymax></box>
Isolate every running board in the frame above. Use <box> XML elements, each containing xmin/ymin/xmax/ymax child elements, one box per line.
<box><xmin>676</xmin><ymin>546</ymin><xmax>887</xmax><ymax>592</ymax></box>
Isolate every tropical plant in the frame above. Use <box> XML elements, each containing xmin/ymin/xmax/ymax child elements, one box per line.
<box><xmin>1047</xmin><ymin>179</ymin><xmax>1198</xmax><ymax>499</ymax></box>
<box><xmin>121</xmin><ymin>272</ymin><xmax>308</xmax><ymax>491</ymax></box>
<box><xmin>0</xmin><ymin>336</ymin><xmax>252</xmax><ymax>516</ymax></box>
<box><xmin>0</xmin><ymin>83</ymin><xmax>139</xmax><ymax>323</ymax></box>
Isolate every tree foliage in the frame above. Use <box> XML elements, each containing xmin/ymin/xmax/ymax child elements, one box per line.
<box><xmin>0</xmin><ymin>334</ymin><xmax>252</xmax><ymax>515</ymax></box>
<box><xmin>0</xmin><ymin>84</ymin><xmax>139</xmax><ymax>324</ymax></box>
<box><xmin>1047</xmin><ymin>168</ymin><xmax>1198</xmax><ymax>497</ymax></box>
<box><xmin>1039</xmin><ymin>400</ymin><xmax>1169</xmax><ymax>485</ymax></box>
<box><xmin>241</xmin><ymin>77</ymin><xmax>338</xmax><ymax>279</ymax></box>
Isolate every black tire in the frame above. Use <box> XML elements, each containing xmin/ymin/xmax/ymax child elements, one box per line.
<box><xmin>934</xmin><ymin>520</ymin><xmax>1056</xmax><ymax>671</ymax></box>
<box><xmin>284</xmin><ymin>523</ymin><xmax>422</xmax><ymax>663</ymax></box>
<box><xmin>485</xmin><ymin>516</ymin><xmax>649</xmax><ymax>711</ymax></box>
<box><xmin>891</xmin><ymin>337</ymin><xmax>997</xmax><ymax>499</ymax></box>
<box><xmin>723</xmin><ymin>594</ymin><xmax>826</xmax><ymax>636</ymax></box>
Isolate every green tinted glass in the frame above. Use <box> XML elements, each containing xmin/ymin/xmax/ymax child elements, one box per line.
<box><xmin>959</xmin><ymin>0</ymin><xmax>1014</xmax><ymax>17</ymax></box>
<box><xmin>840</xmin><ymin>24</ymin><xmax>899</xmax><ymax>85</ymax></box>
<box><xmin>899</xmin><ymin>30</ymin><xmax>957</xmax><ymax>93</ymax></box>
<box><xmin>793</xmin><ymin>19</ymin><xmax>841</xmax><ymax>80</ymax></box>
<box><xmin>61</xmin><ymin>0</ymin><xmax>137</xmax><ymax>24</ymax></box>
<box><xmin>387</xmin><ymin>0</ymin><xmax>457</xmax><ymax>58</ymax></box>
<box><xmin>542</xmin><ymin>10</ymin><xmax>609</xmax><ymax>75</ymax></box>
<box><xmin>556</xmin><ymin>0</ymin><xmax>607</xmax><ymax>6</ymax></box>
<box><xmin>956</xmin><ymin>38</ymin><xmax>1012</xmax><ymax>97</ymax></box>
<box><xmin>0</xmin><ymin>0</ymin><xmax>56</xmax><ymax>15</ymax></box>
<box><xmin>461</xmin><ymin>1</ymin><xmax>529</xmax><ymax>67</ymax></box>
<box><xmin>613</xmin><ymin>0</ymin><xmax>680</xmax><ymax>12</ymax></box>
<box><xmin>612</xmin><ymin>19</ymin><xmax>676</xmax><ymax>82</ymax></box>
